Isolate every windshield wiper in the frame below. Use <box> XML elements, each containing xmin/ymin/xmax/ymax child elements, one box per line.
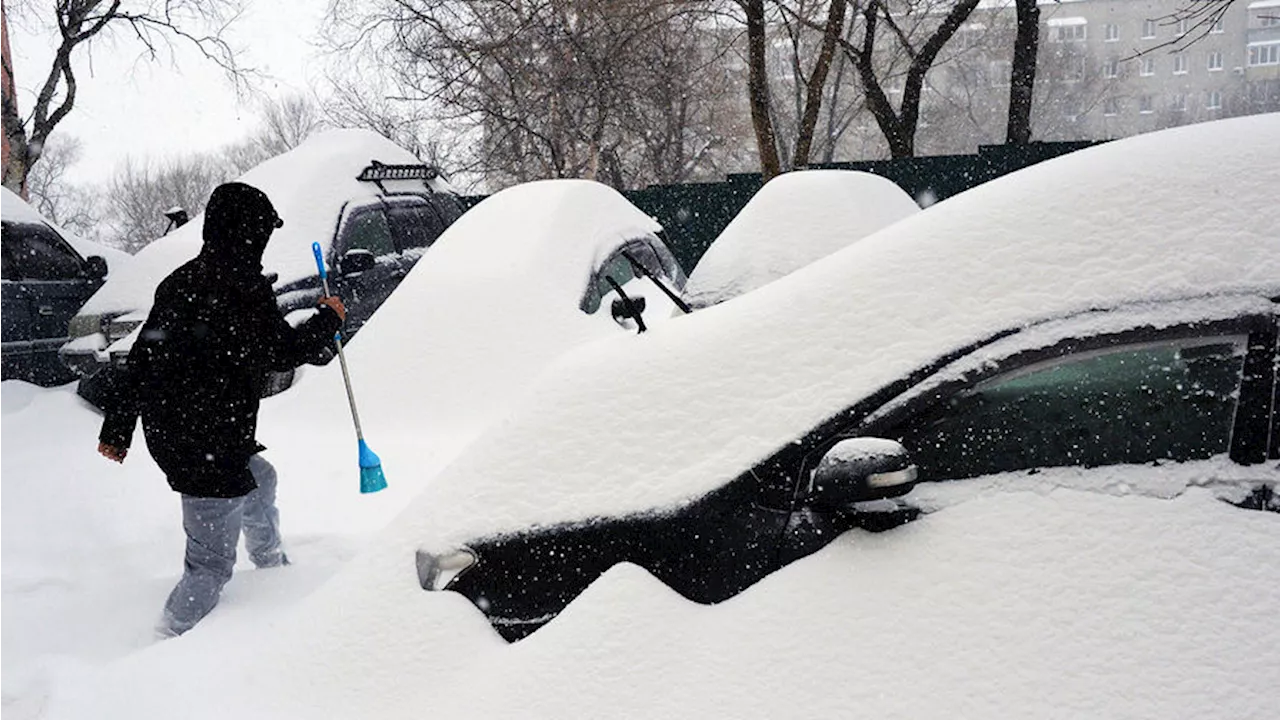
<box><xmin>621</xmin><ymin>250</ymin><xmax>691</xmax><ymax>315</ymax></box>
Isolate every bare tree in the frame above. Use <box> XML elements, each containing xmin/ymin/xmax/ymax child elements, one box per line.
<box><xmin>322</xmin><ymin>0</ymin><xmax>740</xmax><ymax>191</ymax></box>
<box><xmin>1</xmin><ymin>0</ymin><xmax>248</xmax><ymax>195</ymax></box>
<box><xmin>23</xmin><ymin>131</ymin><xmax>101</xmax><ymax>238</ymax></box>
<box><xmin>763</xmin><ymin>0</ymin><xmax>855</xmax><ymax>172</ymax></box>
<box><xmin>838</xmin><ymin>0</ymin><xmax>981</xmax><ymax>159</ymax></box>
<box><xmin>1006</xmin><ymin>0</ymin><xmax>1038</xmax><ymax>143</ymax></box>
<box><xmin>223</xmin><ymin>93</ymin><xmax>330</xmax><ymax>175</ymax></box>
<box><xmin>739</xmin><ymin>0</ymin><xmax>784</xmax><ymax>178</ymax></box>
<box><xmin>101</xmin><ymin>153</ymin><xmax>225</xmax><ymax>252</ymax></box>
<box><xmin>319</xmin><ymin>60</ymin><xmax>465</xmax><ymax>179</ymax></box>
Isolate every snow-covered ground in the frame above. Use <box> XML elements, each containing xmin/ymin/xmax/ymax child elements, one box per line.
<box><xmin>4</xmin><ymin>115</ymin><xmax>1280</xmax><ymax>720</ymax></box>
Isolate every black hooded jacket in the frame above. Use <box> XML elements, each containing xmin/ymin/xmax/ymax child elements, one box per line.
<box><xmin>99</xmin><ymin>182</ymin><xmax>342</xmax><ymax>497</ymax></box>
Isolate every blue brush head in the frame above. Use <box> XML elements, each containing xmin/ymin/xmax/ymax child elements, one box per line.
<box><xmin>357</xmin><ymin>439</ymin><xmax>387</xmax><ymax>493</ymax></box>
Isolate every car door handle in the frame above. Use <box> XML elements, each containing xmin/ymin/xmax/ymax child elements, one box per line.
<box><xmin>38</xmin><ymin>305</ymin><xmax>55</xmax><ymax>316</ymax></box>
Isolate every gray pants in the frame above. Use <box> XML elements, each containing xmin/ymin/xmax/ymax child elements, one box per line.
<box><xmin>160</xmin><ymin>455</ymin><xmax>285</xmax><ymax>636</ymax></box>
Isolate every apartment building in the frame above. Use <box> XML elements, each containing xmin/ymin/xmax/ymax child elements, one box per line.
<box><xmin>1033</xmin><ymin>0</ymin><xmax>1280</xmax><ymax>139</ymax></box>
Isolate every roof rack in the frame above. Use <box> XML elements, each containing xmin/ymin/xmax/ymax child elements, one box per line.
<box><xmin>357</xmin><ymin>161</ymin><xmax>442</xmax><ymax>194</ymax></box>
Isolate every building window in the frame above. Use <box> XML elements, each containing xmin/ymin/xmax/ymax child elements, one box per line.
<box><xmin>990</xmin><ymin>60</ymin><xmax>1012</xmax><ymax>87</ymax></box>
<box><xmin>1141</xmin><ymin>57</ymin><xmax>1156</xmax><ymax>76</ymax></box>
<box><xmin>1103</xmin><ymin>97</ymin><xmax>1121</xmax><ymax>116</ymax></box>
<box><xmin>1142</xmin><ymin>19</ymin><xmax>1157</xmax><ymax>38</ymax></box>
<box><xmin>1105</xmin><ymin>23</ymin><xmax>1120</xmax><ymax>42</ymax></box>
<box><xmin>1174</xmin><ymin>52</ymin><xmax>1188</xmax><ymax>74</ymax></box>
<box><xmin>1103</xmin><ymin>57</ymin><xmax>1120</xmax><ymax>78</ymax></box>
<box><xmin>1064</xmin><ymin>56</ymin><xmax>1086</xmax><ymax>82</ymax></box>
<box><xmin>1248</xmin><ymin>42</ymin><xmax>1280</xmax><ymax>66</ymax></box>
<box><xmin>1139</xmin><ymin>95</ymin><xmax>1155</xmax><ymax>114</ymax></box>
<box><xmin>1207</xmin><ymin>90</ymin><xmax>1222</xmax><ymax>110</ymax></box>
<box><xmin>1171</xmin><ymin>93</ymin><xmax>1187</xmax><ymax>112</ymax></box>
<box><xmin>1055</xmin><ymin>23</ymin><xmax>1087</xmax><ymax>42</ymax></box>
<box><xmin>1260</xmin><ymin>13</ymin><xmax>1280</xmax><ymax>28</ymax></box>
<box><xmin>960</xmin><ymin>25</ymin><xmax>985</xmax><ymax>50</ymax></box>
<box><xmin>1211</xmin><ymin>18</ymin><xmax>1224</xmax><ymax>34</ymax></box>
<box><xmin>1176</xmin><ymin>18</ymin><xmax>1189</xmax><ymax>36</ymax></box>
<box><xmin>1208</xmin><ymin>50</ymin><xmax>1223</xmax><ymax>71</ymax></box>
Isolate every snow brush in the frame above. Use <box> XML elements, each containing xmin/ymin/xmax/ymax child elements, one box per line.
<box><xmin>312</xmin><ymin>241</ymin><xmax>387</xmax><ymax>494</ymax></box>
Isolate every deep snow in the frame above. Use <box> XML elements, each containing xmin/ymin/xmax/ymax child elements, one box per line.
<box><xmin>3</xmin><ymin>115</ymin><xmax>1280</xmax><ymax>720</ymax></box>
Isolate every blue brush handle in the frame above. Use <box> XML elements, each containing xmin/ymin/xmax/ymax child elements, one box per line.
<box><xmin>312</xmin><ymin>242</ymin><xmax>327</xmax><ymax>281</ymax></box>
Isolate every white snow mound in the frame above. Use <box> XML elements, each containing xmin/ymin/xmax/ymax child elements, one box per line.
<box><xmin>684</xmin><ymin>170</ymin><xmax>919</xmax><ymax>308</ymax></box>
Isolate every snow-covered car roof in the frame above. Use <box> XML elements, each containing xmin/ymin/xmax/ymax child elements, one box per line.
<box><xmin>279</xmin><ymin>179</ymin><xmax>667</xmax><ymax>452</ymax></box>
<box><xmin>1</xmin><ymin>186</ymin><xmax>131</xmax><ymax>271</ymax></box>
<box><xmin>77</xmin><ymin>128</ymin><xmax>449</xmax><ymax>316</ymax></box>
<box><xmin>396</xmin><ymin>113</ymin><xmax>1280</xmax><ymax>551</ymax></box>
<box><xmin>682</xmin><ymin>170</ymin><xmax>919</xmax><ymax>308</ymax></box>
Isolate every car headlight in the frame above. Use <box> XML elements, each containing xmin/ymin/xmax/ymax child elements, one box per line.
<box><xmin>416</xmin><ymin>548</ymin><xmax>477</xmax><ymax>591</ymax></box>
<box><xmin>67</xmin><ymin>313</ymin><xmax>105</xmax><ymax>340</ymax></box>
<box><xmin>105</xmin><ymin>316</ymin><xmax>143</xmax><ymax>343</ymax></box>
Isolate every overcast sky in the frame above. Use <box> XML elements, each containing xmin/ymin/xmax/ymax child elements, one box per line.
<box><xmin>8</xmin><ymin>1</ymin><xmax>328</xmax><ymax>185</ymax></box>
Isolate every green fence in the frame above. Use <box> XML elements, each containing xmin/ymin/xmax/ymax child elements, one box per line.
<box><xmin>628</xmin><ymin>140</ymin><xmax>1102</xmax><ymax>272</ymax></box>
<box><xmin>464</xmin><ymin>140</ymin><xmax>1103</xmax><ymax>274</ymax></box>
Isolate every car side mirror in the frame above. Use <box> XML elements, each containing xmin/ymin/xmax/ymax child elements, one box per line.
<box><xmin>83</xmin><ymin>255</ymin><xmax>108</xmax><ymax>280</ymax></box>
<box><xmin>809</xmin><ymin>438</ymin><xmax>918</xmax><ymax>507</ymax></box>
<box><xmin>611</xmin><ymin>295</ymin><xmax>646</xmax><ymax>321</ymax></box>
<box><xmin>339</xmin><ymin>249</ymin><xmax>376</xmax><ymax>275</ymax></box>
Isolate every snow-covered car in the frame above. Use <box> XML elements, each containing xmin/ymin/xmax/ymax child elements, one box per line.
<box><xmin>59</xmin><ymin>129</ymin><xmax>464</xmax><ymax>406</ymax></box>
<box><xmin>277</xmin><ymin>178</ymin><xmax>687</xmax><ymax>461</ymax></box>
<box><xmin>403</xmin><ymin>114</ymin><xmax>1280</xmax><ymax>641</ymax></box>
<box><xmin>682</xmin><ymin>169</ymin><xmax>919</xmax><ymax>309</ymax></box>
<box><xmin>2</xmin><ymin>186</ymin><xmax>131</xmax><ymax>385</ymax></box>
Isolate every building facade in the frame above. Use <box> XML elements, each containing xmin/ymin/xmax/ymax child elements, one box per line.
<box><xmin>1032</xmin><ymin>0</ymin><xmax>1280</xmax><ymax>139</ymax></box>
<box><xmin>2</xmin><ymin>5</ymin><xmax>23</xmax><ymax>197</ymax></box>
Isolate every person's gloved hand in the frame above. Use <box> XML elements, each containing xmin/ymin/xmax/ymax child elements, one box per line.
<box><xmin>98</xmin><ymin>442</ymin><xmax>127</xmax><ymax>463</ymax></box>
<box><xmin>318</xmin><ymin>296</ymin><xmax>346</xmax><ymax>322</ymax></box>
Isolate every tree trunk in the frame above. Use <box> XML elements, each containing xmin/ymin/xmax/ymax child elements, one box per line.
<box><xmin>744</xmin><ymin>0</ymin><xmax>782</xmax><ymax>180</ymax></box>
<box><xmin>793</xmin><ymin>0</ymin><xmax>848</xmax><ymax>168</ymax></box>
<box><xmin>1006</xmin><ymin>0</ymin><xmax>1039</xmax><ymax>144</ymax></box>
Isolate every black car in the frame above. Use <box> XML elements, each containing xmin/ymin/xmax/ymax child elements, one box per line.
<box><xmin>416</xmin><ymin>293</ymin><xmax>1279</xmax><ymax>642</ymax></box>
<box><xmin>2</xmin><ymin>197</ymin><xmax>111</xmax><ymax>386</ymax></box>
<box><xmin>63</xmin><ymin>162</ymin><xmax>466</xmax><ymax>406</ymax></box>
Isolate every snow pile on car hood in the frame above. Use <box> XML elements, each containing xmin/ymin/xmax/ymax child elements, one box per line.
<box><xmin>393</xmin><ymin>112</ymin><xmax>1280</xmax><ymax>550</ymax></box>
<box><xmin>683</xmin><ymin>170</ymin><xmax>919</xmax><ymax>308</ymax></box>
<box><xmin>277</xmin><ymin>179</ymin><xmax>664</xmax><ymax>456</ymax></box>
<box><xmin>1</xmin><ymin>186</ymin><xmax>131</xmax><ymax>271</ymax></box>
<box><xmin>77</xmin><ymin>129</ymin><xmax>439</xmax><ymax>316</ymax></box>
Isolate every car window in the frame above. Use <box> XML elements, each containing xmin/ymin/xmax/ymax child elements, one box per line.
<box><xmin>884</xmin><ymin>336</ymin><xmax>1248</xmax><ymax>481</ymax></box>
<box><xmin>386</xmin><ymin>203</ymin><xmax>446</xmax><ymax>252</ymax></box>
<box><xmin>1</xmin><ymin>222</ymin><xmax>84</xmax><ymax>281</ymax></box>
<box><xmin>339</xmin><ymin>207</ymin><xmax>396</xmax><ymax>258</ymax></box>
<box><xmin>1</xmin><ymin>228</ymin><xmax>19</xmax><ymax>281</ymax></box>
<box><xmin>583</xmin><ymin>251</ymin><xmax>641</xmax><ymax>314</ymax></box>
<box><xmin>582</xmin><ymin>240</ymin><xmax>682</xmax><ymax>314</ymax></box>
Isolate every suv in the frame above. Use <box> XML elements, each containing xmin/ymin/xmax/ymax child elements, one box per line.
<box><xmin>278</xmin><ymin>173</ymin><xmax>464</xmax><ymax>343</ymax></box>
<box><xmin>63</xmin><ymin>158</ymin><xmax>465</xmax><ymax>407</ymax></box>
<box><xmin>2</xmin><ymin>188</ymin><xmax>117</xmax><ymax>386</ymax></box>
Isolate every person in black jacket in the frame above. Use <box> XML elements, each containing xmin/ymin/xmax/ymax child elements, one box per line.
<box><xmin>97</xmin><ymin>181</ymin><xmax>346</xmax><ymax>637</ymax></box>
